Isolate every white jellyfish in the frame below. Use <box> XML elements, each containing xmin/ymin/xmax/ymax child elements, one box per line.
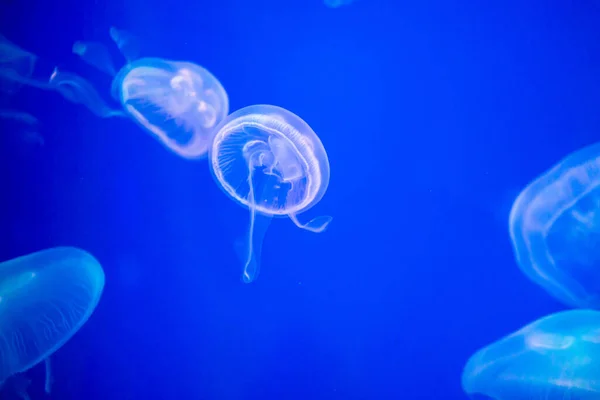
<box><xmin>210</xmin><ymin>104</ymin><xmax>332</xmax><ymax>283</ymax></box>
<box><xmin>71</xmin><ymin>27</ymin><xmax>229</xmax><ymax>159</ymax></box>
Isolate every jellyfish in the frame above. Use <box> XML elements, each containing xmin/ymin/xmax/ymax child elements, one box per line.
<box><xmin>509</xmin><ymin>142</ymin><xmax>600</xmax><ymax>309</ymax></box>
<box><xmin>71</xmin><ymin>27</ymin><xmax>229</xmax><ymax>159</ymax></box>
<box><xmin>0</xmin><ymin>247</ymin><xmax>105</xmax><ymax>395</ymax></box>
<box><xmin>209</xmin><ymin>105</ymin><xmax>332</xmax><ymax>283</ymax></box>
<box><xmin>462</xmin><ymin>309</ymin><xmax>600</xmax><ymax>400</ymax></box>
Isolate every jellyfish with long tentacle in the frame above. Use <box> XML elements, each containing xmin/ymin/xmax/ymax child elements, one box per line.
<box><xmin>72</xmin><ymin>27</ymin><xmax>229</xmax><ymax>159</ymax></box>
<box><xmin>0</xmin><ymin>247</ymin><xmax>105</xmax><ymax>397</ymax></box>
<box><xmin>209</xmin><ymin>105</ymin><xmax>332</xmax><ymax>283</ymax></box>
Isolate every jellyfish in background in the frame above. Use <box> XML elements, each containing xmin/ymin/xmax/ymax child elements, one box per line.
<box><xmin>210</xmin><ymin>105</ymin><xmax>332</xmax><ymax>283</ymax></box>
<box><xmin>0</xmin><ymin>247</ymin><xmax>105</xmax><ymax>397</ymax></box>
<box><xmin>0</xmin><ymin>110</ymin><xmax>43</xmax><ymax>146</ymax></box>
<box><xmin>72</xmin><ymin>27</ymin><xmax>229</xmax><ymax>159</ymax></box>
<box><xmin>509</xmin><ymin>142</ymin><xmax>600</xmax><ymax>309</ymax></box>
<box><xmin>0</xmin><ymin>32</ymin><xmax>124</xmax><ymax>119</ymax></box>
<box><xmin>462</xmin><ymin>309</ymin><xmax>600</xmax><ymax>400</ymax></box>
<box><xmin>0</xmin><ymin>33</ymin><xmax>37</xmax><ymax>95</ymax></box>
<box><xmin>324</xmin><ymin>0</ymin><xmax>357</xmax><ymax>8</ymax></box>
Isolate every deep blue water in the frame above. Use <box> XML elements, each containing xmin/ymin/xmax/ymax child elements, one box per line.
<box><xmin>1</xmin><ymin>1</ymin><xmax>599</xmax><ymax>399</ymax></box>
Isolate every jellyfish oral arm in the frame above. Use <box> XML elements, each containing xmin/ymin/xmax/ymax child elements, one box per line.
<box><xmin>240</xmin><ymin>156</ymin><xmax>273</xmax><ymax>283</ymax></box>
<box><xmin>109</xmin><ymin>27</ymin><xmax>140</xmax><ymax>63</ymax></box>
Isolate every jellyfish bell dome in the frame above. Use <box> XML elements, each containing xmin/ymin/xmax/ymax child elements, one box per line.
<box><xmin>209</xmin><ymin>104</ymin><xmax>330</xmax><ymax>221</ymax></box>
<box><xmin>462</xmin><ymin>310</ymin><xmax>600</xmax><ymax>400</ymax></box>
<box><xmin>111</xmin><ymin>57</ymin><xmax>229</xmax><ymax>159</ymax></box>
<box><xmin>0</xmin><ymin>247</ymin><xmax>105</xmax><ymax>384</ymax></box>
<box><xmin>509</xmin><ymin>142</ymin><xmax>600</xmax><ymax>309</ymax></box>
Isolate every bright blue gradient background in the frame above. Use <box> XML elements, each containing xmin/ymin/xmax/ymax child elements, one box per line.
<box><xmin>1</xmin><ymin>0</ymin><xmax>599</xmax><ymax>399</ymax></box>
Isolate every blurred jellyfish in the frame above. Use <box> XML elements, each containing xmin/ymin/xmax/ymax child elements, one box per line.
<box><xmin>0</xmin><ymin>32</ymin><xmax>124</xmax><ymax>119</ymax></box>
<box><xmin>462</xmin><ymin>309</ymin><xmax>600</xmax><ymax>400</ymax></box>
<box><xmin>0</xmin><ymin>109</ymin><xmax>43</xmax><ymax>146</ymax></box>
<box><xmin>510</xmin><ymin>142</ymin><xmax>600</xmax><ymax>308</ymax></box>
<box><xmin>324</xmin><ymin>0</ymin><xmax>357</xmax><ymax>8</ymax></box>
<box><xmin>210</xmin><ymin>105</ymin><xmax>332</xmax><ymax>283</ymax></box>
<box><xmin>0</xmin><ymin>374</ymin><xmax>32</xmax><ymax>400</ymax></box>
<box><xmin>72</xmin><ymin>27</ymin><xmax>229</xmax><ymax>159</ymax></box>
<box><xmin>0</xmin><ymin>33</ymin><xmax>37</xmax><ymax>94</ymax></box>
<box><xmin>0</xmin><ymin>247</ymin><xmax>105</xmax><ymax>396</ymax></box>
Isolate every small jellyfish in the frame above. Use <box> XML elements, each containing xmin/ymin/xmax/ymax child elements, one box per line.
<box><xmin>72</xmin><ymin>27</ymin><xmax>229</xmax><ymax>159</ymax></box>
<box><xmin>0</xmin><ymin>247</ymin><xmax>105</xmax><ymax>395</ymax></box>
<box><xmin>462</xmin><ymin>309</ymin><xmax>600</xmax><ymax>400</ymax></box>
<box><xmin>210</xmin><ymin>105</ymin><xmax>332</xmax><ymax>283</ymax></box>
<box><xmin>510</xmin><ymin>142</ymin><xmax>600</xmax><ymax>308</ymax></box>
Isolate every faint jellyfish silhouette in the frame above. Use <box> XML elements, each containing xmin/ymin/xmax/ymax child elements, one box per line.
<box><xmin>0</xmin><ymin>33</ymin><xmax>37</xmax><ymax>94</ymax></box>
<box><xmin>324</xmin><ymin>0</ymin><xmax>357</xmax><ymax>8</ymax></box>
<box><xmin>0</xmin><ymin>33</ymin><xmax>124</xmax><ymax>119</ymax></box>
<box><xmin>0</xmin><ymin>109</ymin><xmax>43</xmax><ymax>146</ymax></box>
<box><xmin>72</xmin><ymin>27</ymin><xmax>229</xmax><ymax>159</ymax></box>
<box><xmin>0</xmin><ymin>247</ymin><xmax>105</xmax><ymax>397</ymax></box>
<box><xmin>462</xmin><ymin>309</ymin><xmax>600</xmax><ymax>400</ymax></box>
<box><xmin>209</xmin><ymin>104</ymin><xmax>332</xmax><ymax>283</ymax></box>
<box><xmin>509</xmin><ymin>142</ymin><xmax>600</xmax><ymax>308</ymax></box>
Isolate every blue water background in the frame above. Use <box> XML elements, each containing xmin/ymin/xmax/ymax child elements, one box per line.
<box><xmin>1</xmin><ymin>0</ymin><xmax>599</xmax><ymax>398</ymax></box>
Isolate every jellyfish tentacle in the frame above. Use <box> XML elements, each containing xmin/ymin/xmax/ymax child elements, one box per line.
<box><xmin>49</xmin><ymin>68</ymin><xmax>126</xmax><ymax>118</ymax></box>
<box><xmin>109</xmin><ymin>27</ymin><xmax>140</xmax><ymax>63</ymax></box>
<box><xmin>289</xmin><ymin>213</ymin><xmax>332</xmax><ymax>233</ymax></box>
<box><xmin>72</xmin><ymin>41</ymin><xmax>117</xmax><ymax>76</ymax></box>
<box><xmin>44</xmin><ymin>357</ymin><xmax>52</xmax><ymax>394</ymax></box>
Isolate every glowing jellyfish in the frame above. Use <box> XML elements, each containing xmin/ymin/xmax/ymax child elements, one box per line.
<box><xmin>510</xmin><ymin>142</ymin><xmax>600</xmax><ymax>309</ymax></box>
<box><xmin>0</xmin><ymin>247</ymin><xmax>105</xmax><ymax>395</ymax></box>
<box><xmin>72</xmin><ymin>27</ymin><xmax>229</xmax><ymax>159</ymax></box>
<box><xmin>210</xmin><ymin>104</ymin><xmax>332</xmax><ymax>283</ymax></box>
<box><xmin>462</xmin><ymin>309</ymin><xmax>600</xmax><ymax>400</ymax></box>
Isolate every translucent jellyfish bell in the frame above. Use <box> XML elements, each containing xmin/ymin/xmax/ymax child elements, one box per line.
<box><xmin>509</xmin><ymin>142</ymin><xmax>600</xmax><ymax>308</ymax></box>
<box><xmin>0</xmin><ymin>247</ymin><xmax>105</xmax><ymax>389</ymax></box>
<box><xmin>462</xmin><ymin>309</ymin><xmax>600</xmax><ymax>400</ymax></box>
<box><xmin>112</xmin><ymin>58</ymin><xmax>229</xmax><ymax>158</ymax></box>
<box><xmin>210</xmin><ymin>104</ymin><xmax>332</xmax><ymax>283</ymax></box>
<box><xmin>72</xmin><ymin>28</ymin><xmax>229</xmax><ymax>159</ymax></box>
